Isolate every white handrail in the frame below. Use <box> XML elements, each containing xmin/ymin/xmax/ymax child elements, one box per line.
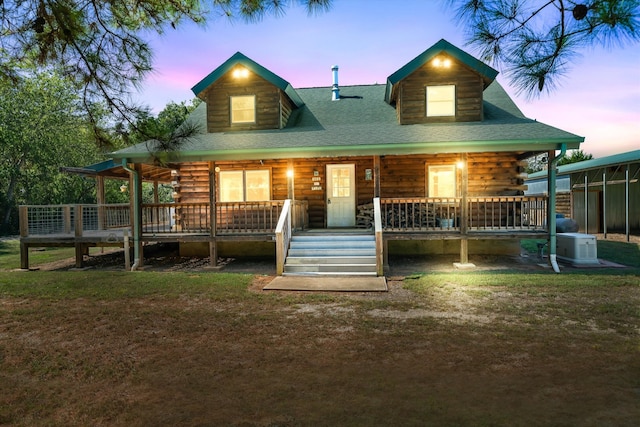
<box><xmin>275</xmin><ymin>199</ymin><xmax>292</xmax><ymax>276</ymax></box>
<box><xmin>373</xmin><ymin>197</ymin><xmax>384</xmax><ymax>276</ymax></box>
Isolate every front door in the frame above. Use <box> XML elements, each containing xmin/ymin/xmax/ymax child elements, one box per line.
<box><xmin>326</xmin><ymin>164</ymin><xmax>356</xmax><ymax>227</ymax></box>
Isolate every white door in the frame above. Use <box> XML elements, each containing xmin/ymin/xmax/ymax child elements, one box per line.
<box><xmin>326</xmin><ymin>164</ymin><xmax>356</xmax><ymax>227</ymax></box>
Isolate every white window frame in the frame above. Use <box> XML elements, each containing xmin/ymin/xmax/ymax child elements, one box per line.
<box><xmin>219</xmin><ymin>169</ymin><xmax>270</xmax><ymax>202</ymax></box>
<box><xmin>427</xmin><ymin>164</ymin><xmax>457</xmax><ymax>197</ymax></box>
<box><xmin>230</xmin><ymin>95</ymin><xmax>256</xmax><ymax>124</ymax></box>
<box><xmin>426</xmin><ymin>85</ymin><xmax>455</xmax><ymax>117</ymax></box>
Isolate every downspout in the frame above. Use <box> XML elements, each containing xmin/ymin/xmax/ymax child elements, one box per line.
<box><xmin>548</xmin><ymin>143</ymin><xmax>566</xmax><ymax>273</ymax></box>
<box><xmin>122</xmin><ymin>159</ymin><xmax>141</xmax><ymax>270</ymax></box>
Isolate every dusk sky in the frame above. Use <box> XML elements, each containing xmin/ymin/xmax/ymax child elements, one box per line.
<box><xmin>135</xmin><ymin>0</ymin><xmax>639</xmax><ymax>159</ymax></box>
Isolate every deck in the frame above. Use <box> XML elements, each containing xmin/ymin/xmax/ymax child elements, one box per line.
<box><xmin>19</xmin><ymin>196</ymin><xmax>549</xmax><ymax>270</ymax></box>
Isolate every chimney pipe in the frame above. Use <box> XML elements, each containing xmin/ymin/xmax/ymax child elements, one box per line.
<box><xmin>331</xmin><ymin>65</ymin><xmax>340</xmax><ymax>101</ymax></box>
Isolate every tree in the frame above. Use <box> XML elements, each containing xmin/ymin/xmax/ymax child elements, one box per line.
<box><xmin>448</xmin><ymin>0</ymin><xmax>640</xmax><ymax>97</ymax></box>
<box><xmin>0</xmin><ymin>1</ymin><xmax>331</xmax><ymax>146</ymax></box>
<box><xmin>526</xmin><ymin>149</ymin><xmax>594</xmax><ymax>172</ymax></box>
<box><xmin>557</xmin><ymin>148</ymin><xmax>594</xmax><ymax>165</ymax></box>
<box><xmin>0</xmin><ymin>71</ymin><xmax>104</xmax><ymax>233</ymax></box>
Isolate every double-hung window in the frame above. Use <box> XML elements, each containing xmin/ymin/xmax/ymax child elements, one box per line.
<box><xmin>219</xmin><ymin>170</ymin><xmax>270</xmax><ymax>202</ymax></box>
<box><xmin>426</xmin><ymin>85</ymin><xmax>455</xmax><ymax>117</ymax></box>
<box><xmin>230</xmin><ymin>95</ymin><xmax>256</xmax><ymax>124</ymax></box>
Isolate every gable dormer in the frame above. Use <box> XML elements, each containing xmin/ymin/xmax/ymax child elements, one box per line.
<box><xmin>384</xmin><ymin>39</ymin><xmax>498</xmax><ymax>124</ymax></box>
<box><xmin>191</xmin><ymin>52</ymin><xmax>304</xmax><ymax>133</ymax></box>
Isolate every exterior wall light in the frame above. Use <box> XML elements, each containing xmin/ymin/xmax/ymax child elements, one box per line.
<box><xmin>232</xmin><ymin>67</ymin><xmax>249</xmax><ymax>78</ymax></box>
<box><xmin>432</xmin><ymin>57</ymin><xmax>452</xmax><ymax>68</ymax></box>
<box><xmin>457</xmin><ymin>161</ymin><xmax>465</xmax><ymax>169</ymax></box>
<box><xmin>286</xmin><ymin>169</ymin><xmax>294</xmax><ymax>178</ymax></box>
<box><xmin>120</xmin><ymin>184</ymin><xmax>128</xmax><ymax>193</ymax></box>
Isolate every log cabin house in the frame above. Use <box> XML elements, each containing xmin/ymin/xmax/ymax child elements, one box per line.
<box><xmin>20</xmin><ymin>39</ymin><xmax>584</xmax><ymax>274</ymax></box>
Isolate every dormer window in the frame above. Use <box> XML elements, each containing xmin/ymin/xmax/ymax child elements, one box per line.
<box><xmin>230</xmin><ymin>95</ymin><xmax>256</xmax><ymax>124</ymax></box>
<box><xmin>426</xmin><ymin>85</ymin><xmax>455</xmax><ymax>117</ymax></box>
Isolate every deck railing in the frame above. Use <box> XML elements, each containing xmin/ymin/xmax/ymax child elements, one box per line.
<box><xmin>142</xmin><ymin>200</ymin><xmax>309</xmax><ymax>235</ymax></box>
<box><xmin>380</xmin><ymin>196</ymin><xmax>548</xmax><ymax>232</ymax></box>
<box><xmin>19</xmin><ymin>204</ymin><xmax>130</xmax><ymax>237</ymax></box>
<box><xmin>380</xmin><ymin>198</ymin><xmax>462</xmax><ymax>231</ymax></box>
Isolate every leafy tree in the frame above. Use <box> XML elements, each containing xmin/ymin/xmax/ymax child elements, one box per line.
<box><xmin>526</xmin><ymin>149</ymin><xmax>594</xmax><ymax>172</ymax></box>
<box><xmin>0</xmin><ymin>71</ymin><xmax>104</xmax><ymax>234</ymax></box>
<box><xmin>0</xmin><ymin>0</ymin><xmax>330</xmax><ymax>146</ymax></box>
<box><xmin>448</xmin><ymin>0</ymin><xmax>640</xmax><ymax>97</ymax></box>
<box><xmin>557</xmin><ymin>148</ymin><xmax>594</xmax><ymax>165</ymax></box>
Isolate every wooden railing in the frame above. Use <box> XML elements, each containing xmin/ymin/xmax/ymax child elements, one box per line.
<box><xmin>20</xmin><ymin>201</ymin><xmax>310</xmax><ymax>238</ymax></box>
<box><xmin>380</xmin><ymin>196</ymin><xmax>548</xmax><ymax>232</ymax></box>
<box><xmin>373</xmin><ymin>197</ymin><xmax>384</xmax><ymax>276</ymax></box>
<box><xmin>275</xmin><ymin>200</ymin><xmax>293</xmax><ymax>276</ymax></box>
<box><xmin>380</xmin><ymin>198</ymin><xmax>461</xmax><ymax>231</ymax></box>
<box><xmin>19</xmin><ymin>204</ymin><xmax>130</xmax><ymax>237</ymax></box>
<box><xmin>467</xmin><ymin>196</ymin><xmax>547</xmax><ymax>231</ymax></box>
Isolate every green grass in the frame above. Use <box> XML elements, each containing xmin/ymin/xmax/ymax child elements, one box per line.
<box><xmin>0</xmin><ymin>270</ymin><xmax>254</xmax><ymax>300</ymax></box>
<box><xmin>0</xmin><ymin>240</ymin><xmax>77</xmax><ymax>270</ymax></box>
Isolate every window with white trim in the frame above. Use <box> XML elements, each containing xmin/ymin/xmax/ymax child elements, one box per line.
<box><xmin>230</xmin><ymin>95</ymin><xmax>256</xmax><ymax>124</ymax></box>
<box><xmin>428</xmin><ymin>165</ymin><xmax>456</xmax><ymax>197</ymax></box>
<box><xmin>219</xmin><ymin>170</ymin><xmax>270</xmax><ymax>202</ymax></box>
<box><xmin>426</xmin><ymin>85</ymin><xmax>455</xmax><ymax>117</ymax></box>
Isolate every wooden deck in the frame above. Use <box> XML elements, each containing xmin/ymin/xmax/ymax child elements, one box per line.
<box><xmin>19</xmin><ymin>196</ymin><xmax>550</xmax><ymax>271</ymax></box>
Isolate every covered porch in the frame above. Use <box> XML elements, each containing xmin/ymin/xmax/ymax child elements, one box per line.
<box><xmin>19</xmin><ymin>194</ymin><xmax>548</xmax><ymax>273</ymax></box>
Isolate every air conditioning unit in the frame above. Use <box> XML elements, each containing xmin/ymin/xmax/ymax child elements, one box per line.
<box><xmin>556</xmin><ymin>233</ymin><xmax>599</xmax><ymax>265</ymax></box>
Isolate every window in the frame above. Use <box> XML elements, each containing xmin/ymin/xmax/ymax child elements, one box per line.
<box><xmin>428</xmin><ymin>165</ymin><xmax>456</xmax><ymax>197</ymax></box>
<box><xmin>426</xmin><ymin>85</ymin><xmax>455</xmax><ymax>117</ymax></box>
<box><xmin>230</xmin><ymin>95</ymin><xmax>256</xmax><ymax>124</ymax></box>
<box><xmin>219</xmin><ymin>170</ymin><xmax>270</xmax><ymax>202</ymax></box>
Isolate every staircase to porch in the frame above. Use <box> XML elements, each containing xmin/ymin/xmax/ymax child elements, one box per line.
<box><xmin>283</xmin><ymin>231</ymin><xmax>377</xmax><ymax>276</ymax></box>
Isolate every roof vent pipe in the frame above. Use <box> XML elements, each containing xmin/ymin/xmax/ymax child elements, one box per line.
<box><xmin>331</xmin><ymin>65</ymin><xmax>340</xmax><ymax>101</ymax></box>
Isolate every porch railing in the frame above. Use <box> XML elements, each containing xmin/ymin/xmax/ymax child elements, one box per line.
<box><xmin>19</xmin><ymin>204</ymin><xmax>130</xmax><ymax>237</ymax></box>
<box><xmin>380</xmin><ymin>196</ymin><xmax>548</xmax><ymax>232</ymax></box>
<box><xmin>275</xmin><ymin>200</ymin><xmax>293</xmax><ymax>275</ymax></box>
<box><xmin>141</xmin><ymin>200</ymin><xmax>309</xmax><ymax>235</ymax></box>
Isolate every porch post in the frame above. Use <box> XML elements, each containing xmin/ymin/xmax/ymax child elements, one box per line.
<box><xmin>287</xmin><ymin>159</ymin><xmax>295</xmax><ymax>200</ymax></box>
<box><xmin>459</xmin><ymin>153</ymin><xmax>469</xmax><ymax>264</ymax></box>
<box><xmin>19</xmin><ymin>206</ymin><xmax>29</xmax><ymax>269</ymax></box>
<box><xmin>209</xmin><ymin>162</ymin><xmax>218</xmax><ymax>267</ymax></box>
<box><xmin>96</xmin><ymin>176</ymin><xmax>105</xmax><ymax>230</ymax></box>
<box><xmin>373</xmin><ymin>155</ymin><xmax>381</xmax><ymax>198</ymax></box>
<box><xmin>134</xmin><ymin>163</ymin><xmax>144</xmax><ymax>267</ymax></box>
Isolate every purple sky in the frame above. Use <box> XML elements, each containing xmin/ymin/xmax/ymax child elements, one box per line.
<box><xmin>135</xmin><ymin>0</ymin><xmax>640</xmax><ymax>158</ymax></box>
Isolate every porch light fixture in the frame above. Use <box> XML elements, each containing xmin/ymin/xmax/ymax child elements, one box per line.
<box><xmin>456</xmin><ymin>161</ymin><xmax>465</xmax><ymax>169</ymax></box>
<box><xmin>232</xmin><ymin>67</ymin><xmax>249</xmax><ymax>79</ymax></box>
<box><xmin>120</xmin><ymin>184</ymin><xmax>128</xmax><ymax>193</ymax></box>
<box><xmin>286</xmin><ymin>169</ymin><xmax>294</xmax><ymax>178</ymax></box>
<box><xmin>214</xmin><ymin>166</ymin><xmax>221</xmax><ymax>173</ymax></box>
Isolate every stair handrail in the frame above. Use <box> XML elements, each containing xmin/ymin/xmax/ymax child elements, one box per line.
<box><xmin>275</xmin><ymin>199</ymin><xmax>292</xmax><ymax>275</ymax></box>
<box><xmin>373</xmin><ymin>197</ymin><xmax>384</xmax><ymax>276</ymax></box>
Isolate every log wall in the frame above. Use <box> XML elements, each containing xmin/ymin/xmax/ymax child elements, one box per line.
<box><xmin>174</xmin><ymin>152</ymin><xmax>526</xmax><ymax>229</ymax></box>
<box><xmin>396</xmin><ymin>54</ymin><xmax>484</xmax><ymax>124</ymax></box>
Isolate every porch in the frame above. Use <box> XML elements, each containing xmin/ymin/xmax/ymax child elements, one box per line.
<box><xmin>19</xmin><ymin>195</ymin><xmax>548</xmax><ymax>273</ymax></box>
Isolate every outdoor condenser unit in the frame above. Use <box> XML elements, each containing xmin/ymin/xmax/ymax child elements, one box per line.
<box><xmin>556</xmin><ymin>233</ymin><xmax>599</xmax><ymax>265</ymax></box>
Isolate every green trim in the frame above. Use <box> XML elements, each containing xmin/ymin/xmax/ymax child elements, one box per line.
<box><xmin>384</xmin><ymin>39</ymin><xmax>499</xmax><ymax>104</ymax></box>
<box><xmin>191</xmin><ymin>52</ymin><xmax>304</xmax><ymax>107</ymax></box>
<box><xmin>111</xmin><ymin>137</ymin><xmax>583</xmax><ymax>163</ymax></box>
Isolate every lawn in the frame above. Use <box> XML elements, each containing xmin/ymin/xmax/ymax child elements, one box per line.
<box><xmin>0</xmin><ymin>239</ymin><xmax>639</xmax><ymax>426</ymax></box>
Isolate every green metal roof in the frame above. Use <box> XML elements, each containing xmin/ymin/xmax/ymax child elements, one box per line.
<box><xmin>190</xmin><ymin>52</ymin><xmax>304</xmax><ymax>108</ymax></box>
<box><xmin>527</xmin><ymin>150</ymin><xmax>640</xmax><ymax>179</ymax></box>
<box><xmin>111</xmin><ymin>81</ymin><xmax>583</xmax><ymax>163</ymax></box>
<box><xmin>384</xmin><ymin>39</ymin><xmax>499</xmax><ymax>104</ymax></box>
